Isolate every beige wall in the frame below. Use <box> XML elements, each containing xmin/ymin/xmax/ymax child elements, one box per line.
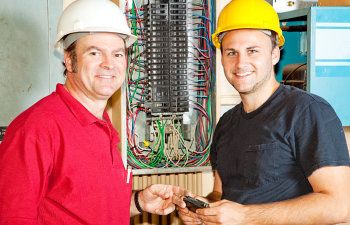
<box><xmin>345</xmin><ymin>127</ymin><xmax>350</xmax><ymax>149</ymax></box>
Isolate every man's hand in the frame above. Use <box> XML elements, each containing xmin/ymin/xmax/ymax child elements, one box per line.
<box><xmin>138</xmin><ymin>184</ymin><xmax>186</xmax><ymax>215</ymax></box>
<box><xmin>196</xmin><ymin>200</ymin><xmax>247</xmax><ymax>225</ymax></box>
<box><xmin>178</xmin><ymin>206</ymin><xmax>203</xmax><ymax>225</ymax></box>
<box><xmin>178</xmin><ymin>194</ymin><xmax>208</xmax><ymax>225</ymax></box>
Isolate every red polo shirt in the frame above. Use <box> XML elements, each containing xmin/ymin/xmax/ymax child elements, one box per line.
<box><xmin>0</xmin><ymin>84</ymin><xmax>132</xmax><ymax>225</ymax></box>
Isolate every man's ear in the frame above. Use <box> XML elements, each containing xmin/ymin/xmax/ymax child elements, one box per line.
<box><xmin>272</xmin><ymin>46</ymin><xmax>280</xmax><ymax>66</ymax></box>
<box><xmin>64</xmin><ymin>52</ymin><xmax>73</xmax><ymax>73</ymax></box>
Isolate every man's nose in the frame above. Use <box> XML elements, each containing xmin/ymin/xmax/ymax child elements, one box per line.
<box><xmin>101</xmin><ymin>54</ymin><xmax>114</xmax><ymax>70</ymax></box>
<box><xmin>236</xmin><ymin>53</ymin><xmax>248</xmax><ymax>66</ymax></box>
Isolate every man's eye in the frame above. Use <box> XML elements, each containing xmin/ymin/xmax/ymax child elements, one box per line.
<box><xmin>114</xmin><ymin>53</ymin><xmax>124</xmax><ymax>58</ymax></box>
<box><xmin>89</xmin><ymin>51</ymin><xmax>99</xmax><ymax>56</ymax></box>
<box><xmin>248</xmin><ymin>49</ymin><xmax>258</xmax><ymax>54</ymax></box>
<box><xmin>227</xmin><ymin>51</ymin><xmax>236</xmax><ymax>56</ymax></box>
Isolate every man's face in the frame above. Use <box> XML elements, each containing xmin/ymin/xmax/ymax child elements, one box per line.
<box><xmin>221</xmin><ymin>29</ymin><xmax>280</xmax><ymax>95</ymax></box>
<box><xmin>65</xmin><ymin>32</ymin><xmax>126</xmax><ymax>101</ymax></box>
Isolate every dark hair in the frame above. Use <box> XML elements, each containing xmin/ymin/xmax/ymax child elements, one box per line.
<box><xmin>62</xmin><ymin>41</ymin><xmax>77</xmax><ymax>76</ymax></box>
<box><xmin>270</xmin><ymin>30</ymin><xmax>279</xmax><ymax>50</ymax></box>
<box><xmin>219</xmin><ymin>29</ymin><xmax>279</xmax><ymax>53</ymax></box>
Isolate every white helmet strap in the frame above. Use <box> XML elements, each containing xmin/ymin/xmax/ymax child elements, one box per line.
<box><xmin>63</xmin><ymin>32</ymin><xmax>129</xmax><ymax>50</ymax></box>
<box><xmin>63</xmin><ymin>32</ymin><xmax>89</xmax><ymax>50</ymax></box>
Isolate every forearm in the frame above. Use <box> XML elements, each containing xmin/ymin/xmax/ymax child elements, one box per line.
<box><xmin>245</xmin><ymin>192</ymin><xmax>350</xmax><ymax>225</ymax></box>
<box><xmin>206</xmin><ymin>191</ymin><xmax>222</xmax><ymax>202</ymax></box>
<box><xmin>130</xmin><ymin>191</ymin><xmax>143</xmax><ymax>217</ymax></box>
<box><xmin>130</xmin><ymin>184</ymin><xmax>183</xmax><ymax>217</ymax></box>
<box><xmin>206</xmin><ymin>170</ymin><xmax>223</xmax><ymax>202</ymax></box>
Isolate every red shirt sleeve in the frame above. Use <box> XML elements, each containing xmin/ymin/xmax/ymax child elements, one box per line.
<box><xmin>0</xmin><ymin>114</ymin><xmax>54</xmax><ymax>224</ymax></box>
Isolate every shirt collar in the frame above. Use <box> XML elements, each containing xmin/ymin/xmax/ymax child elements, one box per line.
<box><xmin>56</xmin><ymin>84</ymin><xmax>110</xmax><ymax>126</ymax></box>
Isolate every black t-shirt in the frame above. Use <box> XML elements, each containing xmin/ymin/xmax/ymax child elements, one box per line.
<box><xmin>211</xmin><ymin>84</ymin><xmax>350</xmax><ymax>204</ymax></box>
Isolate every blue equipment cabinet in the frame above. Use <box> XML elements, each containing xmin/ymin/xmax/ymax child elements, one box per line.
<box><xmin>279</xmin><ymin>7</ymin><xmax>350</xmax><ymax>126</ymax></box>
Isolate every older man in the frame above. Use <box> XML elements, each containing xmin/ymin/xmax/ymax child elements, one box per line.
<box><xmin>0</xmin><ymin>1</ymin><xmax>185</xmax><ymax>224</ymax></box>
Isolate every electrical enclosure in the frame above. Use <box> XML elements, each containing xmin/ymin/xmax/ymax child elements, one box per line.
<box><xmin>279</xmin><ymin>7</ymin><xmax>350</xmax><ymax>126</ymax></box>
<box><xmin>124</xmin><ymin>0</ymin><xmax>216</xmax><ymax>171</ymax></box>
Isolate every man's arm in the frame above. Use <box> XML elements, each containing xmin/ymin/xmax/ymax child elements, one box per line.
<box><xmin>130</xmin><ymin>184</ymin><xmax>186</xmax><ymax>217</ymax></box>
<box><xmin>197</xmin><ymin>166</ymin><xmax>350</xmax><ymax>225</ymax></box>
<box><xmin>0</xmin><ymin>121</ymin><xmax>54</xmax><ymax>225</ymax></box>
<box><xmin>130</xmin><ymin>191</ymin><xmax>140</xmax><ymax>217</ymax></box>
<box><xmin>177</xmin><ymin>171</ymin><xmax>222</xmax><ymax>225</ymax></box>
<box><xmin>205</xmin><ymin>170</ymin><xmax>222</xmax><ymax>202</ymax></box>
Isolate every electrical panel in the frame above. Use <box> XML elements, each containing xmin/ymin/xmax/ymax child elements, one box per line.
<box><xmin>124</xmin><ymin>0</ymin><xmax>215</xmax><ymax>170</ymax></box>
<box><xmin>145</xmin><ymin>1</ymin><xmax>189</xmax><ymax>113</ymax></box>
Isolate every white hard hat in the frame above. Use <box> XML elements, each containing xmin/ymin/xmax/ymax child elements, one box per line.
<box><xmin>55</xmin><ymin>0</ymin><xmax>137</xmax><ymax>52</ymax></box>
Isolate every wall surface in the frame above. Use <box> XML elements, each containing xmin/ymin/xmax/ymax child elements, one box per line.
<box><xmin>0</xmin><ymin>0</ymin><xmax>63</xmax><ymax>126</ymax></box>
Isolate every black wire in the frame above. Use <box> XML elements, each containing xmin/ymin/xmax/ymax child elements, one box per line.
<box><xmin>282</xmin><ymin>63</ymin><xmax>307</xmax><ymax>84</ymax></box>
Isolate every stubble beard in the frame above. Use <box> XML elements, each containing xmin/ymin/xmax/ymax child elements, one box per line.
<box><xmin>231</xmin><ymin>68</ymin><xmax>273</xmax><ymax>96</ymax></box>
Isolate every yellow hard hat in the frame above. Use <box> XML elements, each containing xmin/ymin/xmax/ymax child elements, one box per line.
<box><xmin>212</xmin><ymin>0</ymin><xmax>285</xmax><ymax>48</ymax></box>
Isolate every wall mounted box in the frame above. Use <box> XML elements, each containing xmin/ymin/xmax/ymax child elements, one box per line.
<box><xmin>279</xmin><ymin>7</ymin><xmax>350</xmax><ymax>126</ymax></box>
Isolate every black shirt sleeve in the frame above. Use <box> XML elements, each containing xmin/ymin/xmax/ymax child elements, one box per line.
<box><xmin>293</xmin><ymin>96</ymin><xmax>350</xmax><ymax>177</ymax></box>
